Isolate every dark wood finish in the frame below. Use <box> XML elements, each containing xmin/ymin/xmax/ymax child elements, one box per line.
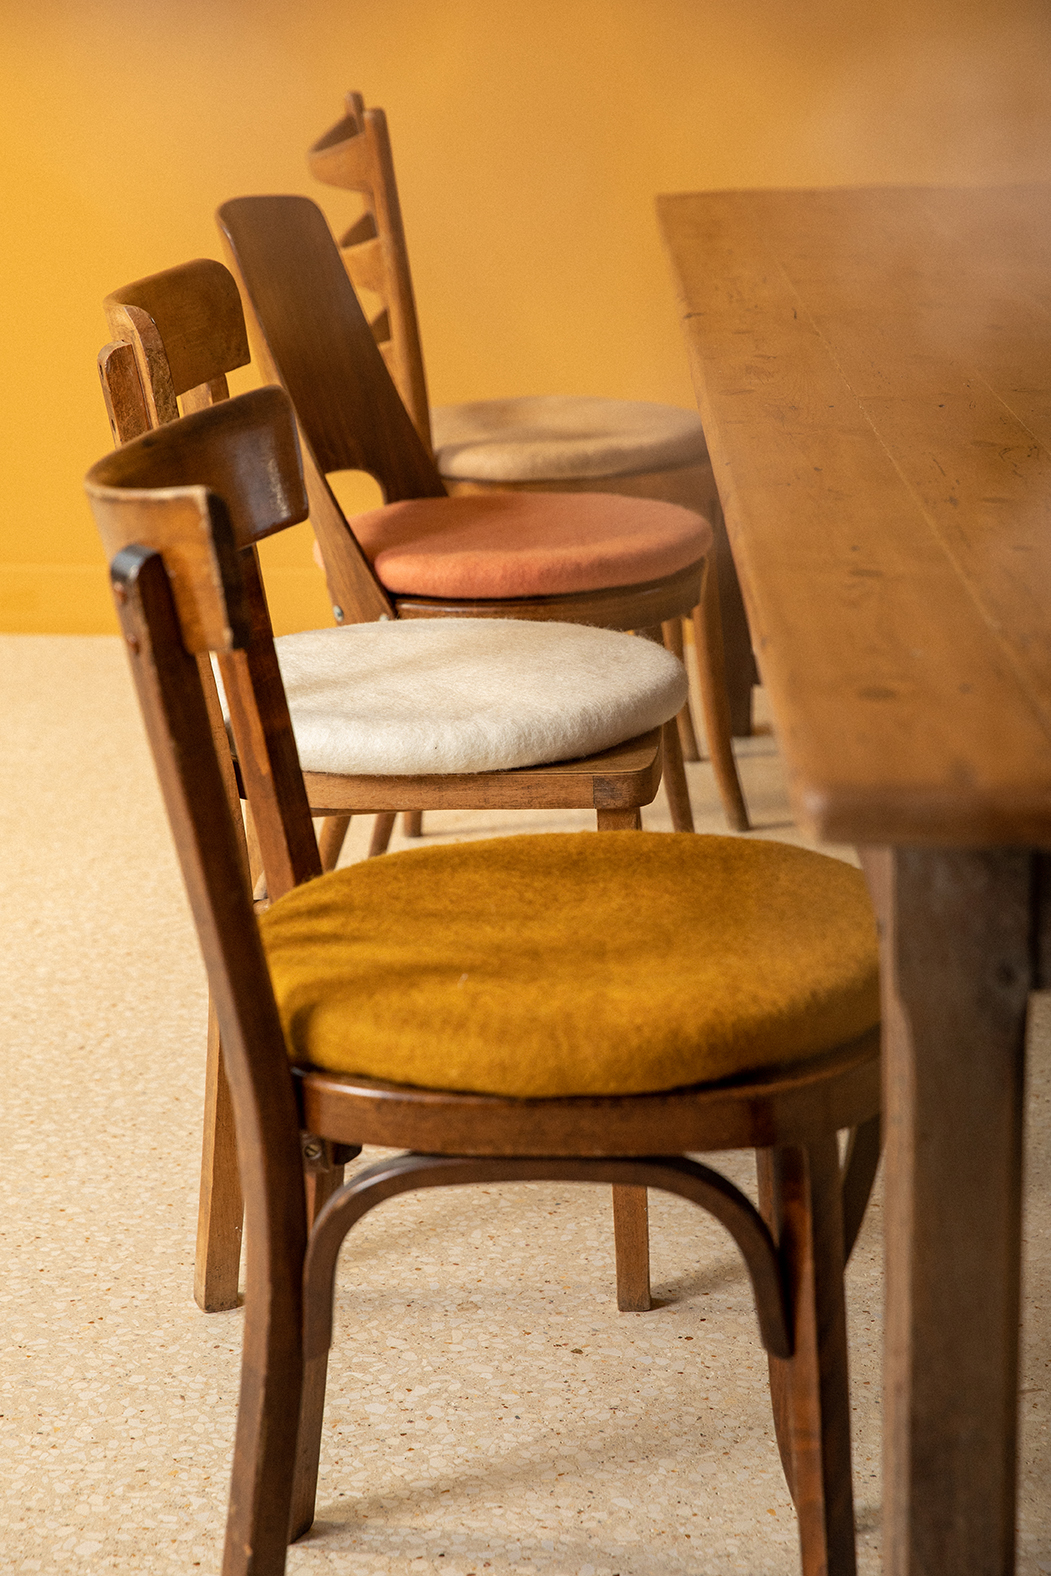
<box><xmin>871</xmin><ymin>846</ymin><xmax>1030</xmax><ymax>1576</ymax></box>
<box><xmin>611</xmin><ymin>1186</ymin><xmax>651</xmax><ymax>1312</ymax></box>
<box><xmin>659</xmin><ymin>186</ymin><xmax>1051</xmax><ymax>1576</ymax></box>
<box><xmin>86</xmin><ymin>395</ymin><xmax>881</xmax><ymax>1575</ymax></box>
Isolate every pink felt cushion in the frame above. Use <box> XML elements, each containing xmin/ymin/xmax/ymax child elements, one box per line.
<box><xmin>351</xmin><ymin>491</ymin><xmax>712</xmax><ymax>599</ymax></box>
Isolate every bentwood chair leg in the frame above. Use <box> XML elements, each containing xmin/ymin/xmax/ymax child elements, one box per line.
<box><xmin>611</xmin><ymin>1186</ymin><xmax>652</xmax><ymax>1311</ymax></box>
<box><xmin>289</xmin><ymin>1350</ymin><xmax>331</xmax><ymax>1543</ymax></box>
<box><xmin>194</xmin><ymin>1002</ymin><xmax>244</xmax><ymax>1312</ymax></box>
<box><xmin>691</xmin><ymin>561</ymin><xmax>749</xmax><ymax>832</ymax></box>
<box><xmin>759</xmin><ymin>1140</ymin><xmax>857</xmax><ymax>1576</ymax></box>
<box><xmin>661</xmin><ymin>618</ymin><xmax>701</xmax><ymax>761</ymax></box>
<box><xmin>403</xmin><ymin>811</ymin><xmax>424</xmax><ymax>837</ymax></box>
<box><xmin>368</xmin><ymin>812</ymin><xmax>398</xmax><ymax>857</ymax></box>
<box><xmin>317</xmin><ymin>814</ymin><xmax>352</xmax><ymax>872</ymax></box>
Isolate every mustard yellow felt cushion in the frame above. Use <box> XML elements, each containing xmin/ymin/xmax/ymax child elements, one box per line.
<box><xmin>259</xmin><ymin>832</ymin><xmax>879</xmax><ymax>1099</ymax></box>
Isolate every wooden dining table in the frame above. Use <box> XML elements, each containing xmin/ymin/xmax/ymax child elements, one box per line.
<box><xmin>658</xmin><ymin>185</ymin><xmax>1051</xmax><ymax>1575</ymax></box>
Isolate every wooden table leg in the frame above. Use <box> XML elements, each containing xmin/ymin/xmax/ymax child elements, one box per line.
<box><xmin>862</xmin><ymin>847</ymin><xmax>1032</xmax><ymax>1576</ymax></box>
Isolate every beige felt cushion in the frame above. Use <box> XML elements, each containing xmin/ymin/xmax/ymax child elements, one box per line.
<box><xmin>266</xmin><ymin>619</ymin><xmax>688</xmax><ymax>775</ymax></box>
<box><xmin>260</xmin><ymin>832</ymin><xmax>880</xmax><ymax>1098</ymax></box>
<box><xmin>431</xmin><ymin>396</ymin><xmax>709</xmax><ymax>482</ymax></box>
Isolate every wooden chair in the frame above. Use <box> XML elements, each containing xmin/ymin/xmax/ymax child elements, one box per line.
<box><xmin>85</xmin><ymin>389</ymin><xmax>882</xmax><ymax>1576</ymax></box>
<box><xmin>99</xmin><ymin>252</ymin><xmax>746</xmax><ymax>868</ymax></box>
<box><xmin>309</xmin><ymin>90</ymin><xmax>758</xmax><ymax>739</ymax></box>
<box><xmin>96</xmin><ymin>292</ymin><xmax>693</xmax><ymax>1313</ymax></box>
<box><xmin>216</xmin><ymin>193</ymin><xmax>749</xmax><ymax>847</ymax></box>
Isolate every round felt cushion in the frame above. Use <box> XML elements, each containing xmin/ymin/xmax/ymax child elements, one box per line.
<box><xmin>431</xmin><ymin>396</ymin><xmax>708</xmax><ymax>482</ymax></box>
<box><xmin>270</xmin><ymin>620</ymin><xmax>688</xmax><ymax>775</ymax></box>
<box><xmin>352</xmin><ymin>489</ymin><xmax>710</xmax><ymax>599</ymax></box>
<box><xmin>259</xmin><ymin>832</ymin><xmax>880</xmax><ymax>1099</ymax></box>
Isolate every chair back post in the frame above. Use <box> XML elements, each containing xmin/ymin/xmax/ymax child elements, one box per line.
<box><xmin>103</xmin><ymin>539</ymin><xmax>307</xmax><ymax>1571</ymax></box>
<box><xmin>97</xmin><ymin>339</ymin><xmax>152</xmax><ymax>444</ymax></box>
<box><xmin>102</xmin><ymin>258</ymin><xmax>251</xmax><ymax>429</ymax></box>
<box><xmin>86</xmin><ymin>388</ymin><xmax>324</xmax><ymax>898</ymax></box>
<box><xmin>217</xmin><ymin>194</ymin><xmax>446</xmax><ymax>626</ymax></box>
<box><xmin>308</xmin><ymin>92</ymin><xmax>432</xmax><ymax>446</ymax></box>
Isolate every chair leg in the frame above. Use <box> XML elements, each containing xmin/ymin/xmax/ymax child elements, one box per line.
<box><xmin>288</xmin><ymin>1350</ymin><xmax>331</xmax><ymax>1543</ymax></box>
<box><xmin>661</xmin><ymin>717</ymin><xmax>695</xmax><ymax>832</ymax></box>
<box><xmin>596</xmin><ymin>807</ymin><xmax>643</xmax><ymax>830</ymax></box>
<box><xmin>317</xmin><ymin>814</ymin><xmax>351</xmax><ymax>872</ymax></box>
<box><xmin>758</xmin><ymin>1140</ymin><xmax>857</xmax><ymax>1576</ymax></box>
<box><xmin>194</xmin><ymin>1002</ymin><xmax>244</xmax><ymax>1312</ymax></box>
<box><xmin>841</xmin><ymin>1115</ymin><xmax>882</xmax><ymax>1263</ymax></box>
<box><xmin>661</xmin><ymin>618</ymin><xmax>701</xmax><ymax>761</ymax></box>
<box><xmin>692</xmin><ymin>560</ymin><xmax>750</xmax><ymax>831</ymax></box>
<box><xmin>403</xmin><ymin>811</ymin><xmax>424</xmax><ymax>837</ymax></box>
<box><xmin>612</xmin><ymin>1186</ymin><xmax>652</xmax><ymax>1310</ymax></box>
<box><xmin>368</xmin><ymin>811</ymin><xmax>398</xmax><ymax>857</ymax></box>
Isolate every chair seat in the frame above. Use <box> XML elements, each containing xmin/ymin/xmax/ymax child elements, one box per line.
<box><xmin>260</xmin><ymin>832</ymin><xmax>880</xmax><ymax>1099</ymax></box>
<box><xmin>431</xmin><ymin>395</ymin><xmax>709</xmax><ymax>482</ymax></box>
<box><xmin>265</xmin><ymin>619</ymin><xmax>687</xmax><ymax>775</ymax></box>
<box><xmin>352</xmin><ymin>489</ymin><xmax>711</xmax><ymax>599</ymax></box>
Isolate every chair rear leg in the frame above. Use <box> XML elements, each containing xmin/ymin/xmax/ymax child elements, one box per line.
<box><xmin>760</xmin><ymin>1139</ymin><xmax>857</xmax><ymax>1576</ymax></box>
<box><xmin>612</xmin><ymin>1186</ymin><xmax>652</xmax><ymax>1310</ymax></box>
<box><xmin>195</xmin><ymin>1004</ymin><xmax>244</xmax><ymax>1312</ymax></box>
<box><xmin>661</xmin><ymin>617</ymin><xmax>701</xmax><ymax>761</ymax></box>
<box><xmin>691</xmin><ymin>562</ymin><xmax>749</xmax><ymax>831</ymax></box>
<box><xmin>368</xmin><ymin>812</ymin><xmax>398</xmax><ymax>856</ymax></box>
<box><xmin>317</xmin><ymin>814</ymin><xmax>352</xmax><ymax>872</ymax></box>
<box><xmin>661</xmin><ymin>718</ymin><xmax>695</xmax><ymax>832</ymax></box>
<box><xmin>403</xmin><ymin>811</ymin><xmax>424</xmax><ymax>837</ymax></box>
<box><xmin>841</xmin><ymin>1116</ymin><xmax>882</xmax><ymax>1263</ymax></box>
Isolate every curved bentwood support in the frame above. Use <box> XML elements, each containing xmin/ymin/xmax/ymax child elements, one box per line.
<box><xmin>287</xmin><ymin>1150</ymin><xmax>803</xmax><ymax>1542</ymax></box>
<box><xmin>304</xmin><ymin>1152</ymin><xmax>791</xmax><ymax>1360</ymax></box>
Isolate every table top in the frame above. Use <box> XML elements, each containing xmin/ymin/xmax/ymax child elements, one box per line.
<box><xmin>659</xmin><ymin>185</ymin><xmax>1051</xmax><ymax>846</ymax></box>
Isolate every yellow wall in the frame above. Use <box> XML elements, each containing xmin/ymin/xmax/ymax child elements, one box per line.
<box><xmin>4</xmin><ymin>0</ymin><xmax>1051</xmax><ymax>634</ymax></box>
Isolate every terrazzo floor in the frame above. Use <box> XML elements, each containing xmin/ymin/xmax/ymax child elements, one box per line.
<box><xmin>1</xmin><ymin>633</ymin><xmax>1048</xmax><ymax>1575</ymax></box>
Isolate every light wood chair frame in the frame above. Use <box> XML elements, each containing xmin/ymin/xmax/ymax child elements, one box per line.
<box><xmin>215</xmin><ymin>192</ymin><xmax>748</xmax><ymax>837</ymax></box>
<box><xmin>309</xmin><ymin>89</ymin><xmax>758</xmax><ymax>741</ymax></box>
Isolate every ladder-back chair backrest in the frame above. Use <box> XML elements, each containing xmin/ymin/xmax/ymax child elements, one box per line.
<box><xmin>88</xmin><ymin>387</ymin><xmax>322</xmax><ymax>900</ymax></box>
<box><xmin>217</xmin><ymin>194</ymin><xmax>446</xmax><ymax>625</ymax></box>
<box><xmin>98</xmin><ymin>259</ymin><xmax>251</xmax><ymax>442</ymax></box>
<box><xmin>308</xmin><ymin>90</ymin><xmax>431</xmax><ymax>446</ymax></box>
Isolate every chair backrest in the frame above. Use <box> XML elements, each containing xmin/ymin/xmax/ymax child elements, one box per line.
<box><xmin>218</xmin><ymin>193</ymin><xmax>447</xmax><ymax>624</ymax></box>
<box><xmin>98</xmin><ymin>259</ymin><xmax>251</xmax><ymax>442</ymax></box>
<box><xmin>308</xmin><ymin>90</ymin><xmax>431</xmax><ymax>446</ymax></box>
<box><xmin>84</xmin><ymin>392</ymin><xmax>310</xmax><ymax>1466</ymax></box>
<box><xmin>87</xmin><ymin>386</ymin><xmax>323</xmax><ymax>900</ymax></box>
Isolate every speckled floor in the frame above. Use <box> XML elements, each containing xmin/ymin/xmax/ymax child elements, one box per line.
<box><xmin>1</xmin><ymin>634</ymin><xmax>1048</xmax><ymax>1574</ymax></box>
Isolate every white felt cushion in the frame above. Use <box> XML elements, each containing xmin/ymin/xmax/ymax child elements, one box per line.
<box><xmin>259</xmin><ymin>619</ymin><xmax>688</xmax><ymax>776</ymax></box>
<box><xmin>431</xmin><ymin>396</ymin><xmax>708</xmax><ymax>482</ymax></box>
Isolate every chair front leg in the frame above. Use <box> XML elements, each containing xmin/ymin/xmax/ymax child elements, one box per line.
<box><xmin>758</xmin><ymin>1138</ymin><xmax>857</xmax><ymax>1576</ymax></box>
<box><xmin>611</xmin><ymin>1185</ymin><xmax>652</xmax><ymax>1310</ymax></box>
